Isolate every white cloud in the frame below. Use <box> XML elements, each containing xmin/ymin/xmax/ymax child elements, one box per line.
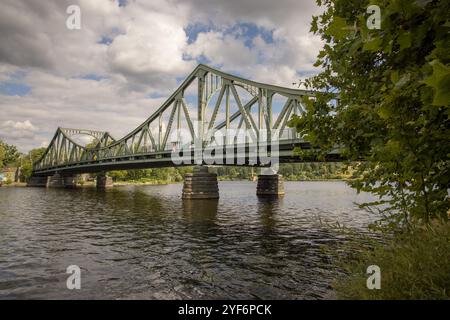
<box><xmin>0</xmin><ymin>0</ymin><xmax>324</xmax><ymax>151</ymax></box>
<box><xmin>104</xmin><ymin>1</ymin><xmax>195</xmax><ymax>92</ymax></box>
<box><xmin>186</xmin><ymin>32</ymin><xmax>257</xmax><ymax>69</ymax></box>
<box><xmin>2</xmin><ymin>120</ymin><xmax>38</xmax><ymax>131</ymax></box>
<box><xmin>0</xmin><ymin>120</ymin><xmax>41</xmax><ymax>151</ymax></box>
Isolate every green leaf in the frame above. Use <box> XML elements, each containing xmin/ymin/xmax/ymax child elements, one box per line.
<box><xmin>390</xmin><ymin>70</ymin><xmax>399</xmax><ymax>84</ymax></box>
<box><xmin>363</xmin><ymin>37</ymin><xmax>382</xmax><ymax>52</ymax></box>
<box><xmin>422</xmin><ymin>60</ymin><xmax>450</xmax><ymax>106</ymax></box>
<box><xmin>397</xmin><ymin>31</ymin><xmax>412</xmax><ymax>50</ymax></box>
<box><xmin>326</xmin><ymin>16</ymin><xmax>350</xmax><ymax>41</ymax></box>
<box><xmin>310</xmin><ymin>16</ymin><xmax>319</xmax><ymax>33</ymax></box>
<box><xmin>415</xmin><ymin>0</ymin><xmax>433</xmax><ymax>8</ymax></box>
<box><xmin>377</xmin><ymin>105</ymin><xmax>391</xmax><ymax>119</ymax></box>
<box><xmin>395</xmin><ymin>73</ymin><xmax>411</xmax><ymax>88</ymax></box>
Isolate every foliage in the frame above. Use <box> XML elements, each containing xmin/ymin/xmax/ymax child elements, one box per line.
<box><xmin>289</xmin><ymin>0</ymin><xmax>450</xmax><ymax>224</ymax></box>
<box><xmin>0</xmin><ymin>140</ymin><xmax>20</xmax><ymax>167</ymax></box>
<box><xmin>333</xmin><ymin>221</ymin><xmax>450</xmax><ymax>299</ymax></box>
<box><xmin>109</xmin><ymin>167</ymin><xmax>188</xmax><ymax>183</ymax></box>
<box><xmin>0</xmin><ymin>143</ymin><xmax>5</xmax><ymax>168</ymax></box>
<box><xmin>213</xmin><ymin>163</ymin><xmax>353</xmax><ymax>180</ymax></box>
<box><xmin>20</xmin><ymin>147</ymin><xmax>47</xmax><ymax>180</ymax></box>
<box><xmin>107</xmin><ymin>163</ymin><xmax>351</xmax><ymax>183</ymax></box>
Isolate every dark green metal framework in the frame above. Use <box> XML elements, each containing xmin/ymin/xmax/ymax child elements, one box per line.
<box><xmin>32</xmin><ymin>65</ymin><xmax>337</xmax><ymax>176</ymax></box>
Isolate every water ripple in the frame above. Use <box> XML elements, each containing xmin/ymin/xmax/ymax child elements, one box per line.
<box><xmin>0</xmin><ymin>181</ymin><xmax>376</xmax><ymax>299</ymax></box>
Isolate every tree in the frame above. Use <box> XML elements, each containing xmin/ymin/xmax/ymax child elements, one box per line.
<box><xmin>0</xmin><ymin>143</ymin><xmax>5</xmax><ymax>168</ymax></box>
<box><xmin>109</xmin><ymin>170</ymin><xmax>127</xmax><ymax>181</ymax></box>
<box><xmin>0</xmin><ymin>141</ymin><xmax>20</xmax><ymax>167</ymax></box>
<box><xmin>125</xmin><ymin>169</ymin><xmax>149</xmax><ymax>180</ymax></box>
<box><xmin>289</xmin><ymin>0</ymin><xmax>450</xmax><ymax>224</ymax></box>
<box><xmin>20</xmin><ymin>147</ymin><xmax>47</xmax><ymax>179</ymax></box>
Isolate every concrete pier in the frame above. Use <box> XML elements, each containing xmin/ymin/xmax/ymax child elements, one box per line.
<box><xmin>27</xmin><ymin>176</ymin><xmax>48</xmax><ymax>187</ymax></box>
<box><xmin>182</xmin><ymin>166</ymin><xmax>219</xmax><ymax>199</ymax></box>
<box><xmin>46</xmin><ymin>173</ymin><xmax>65</xmax><ymax>188</ymax></box>
<box><xmin>96</xmin><ymin>174</ymin><xmax>113</xmax><ymax>189</ymax></box>
<box><xmin>62</xmin><ymin>175</ymin><xmax>77</xmax><ymax>188</ymax></box>
<box><xmin>256</xmin><ymin>174</ymin><xmax>285</xmax><ymax>197</ymax></box>
<box><xmin>44</xmin><ymin>173</ymin><xmax>78</xmax><ymax>188</ymax></box>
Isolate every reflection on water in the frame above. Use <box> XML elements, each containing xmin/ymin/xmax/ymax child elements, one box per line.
<box><xmin>183</xmin><ymin>199</ymin><xmax>219</xmax><ymax>224</ymax></box>
<box><xmin>0</xmin><ymin>181</ymin><xmax>376</xmax><ymax>299</ymax></box>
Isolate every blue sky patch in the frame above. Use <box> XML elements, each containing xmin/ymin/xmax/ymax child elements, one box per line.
<box><xmin>184</xmin><ymin>23</ymin><xmax>214</xmax><ymax>44</ymax></box>
<box><xmin>80</xmin><ymin>74</ymin><xmax>107</xmax><ymax>81</ymax></box>
<box><xmin>185</xmin><ymin>21</ymin><xmax>274</xmax><ymax>49</ymax></box>
<box><xmin>225</xmin><ymin>22</ymin><xmax>274</xmax><ymax>48</ymax></box>
<box><xmin>0</xmin><ymin>82</ymin><xmax>31</xmax><ymax>96</ymax></box>
<box><xmin>98</xmin><ymin>36</ymin><xmax>113</xmax><ymax>45</ymax></box>
<box><xmin>0</xmin><ymin>71</ymin><xmax>31</xmax><ymax>96</ymax></box>
<box><xmin>146</xmin><ymin>92</ymin><xmax>167</xmax><ymax>99</ymax></box>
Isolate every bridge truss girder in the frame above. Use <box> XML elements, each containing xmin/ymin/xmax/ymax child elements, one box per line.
<box><xmin>33</xmin><ymin>64</ymin><xmax>322</xmax><ymax>174</ymax></box>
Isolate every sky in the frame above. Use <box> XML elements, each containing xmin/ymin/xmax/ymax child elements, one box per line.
<box><xmin>0</xmin><ymin>0</ymin><xmax>323</xmax><ymax>152</ymax></box>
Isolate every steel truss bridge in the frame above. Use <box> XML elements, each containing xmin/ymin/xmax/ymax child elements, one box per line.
<box><xmin>32</xmin><ymin>64</ymin><xmax>340</xmax><ymax>177</ymax></box>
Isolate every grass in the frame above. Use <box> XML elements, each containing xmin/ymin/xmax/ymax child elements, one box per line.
<box><xmin>334</xmin><ymin>221</ymin><xmax>450</xmax><ymax>300</ymax></box>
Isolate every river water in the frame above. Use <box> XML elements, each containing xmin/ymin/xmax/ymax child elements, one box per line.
<box><xmin>0</xmin><ymin>181</ymin><xmax>376</xmax><ymax>299</ymax></box>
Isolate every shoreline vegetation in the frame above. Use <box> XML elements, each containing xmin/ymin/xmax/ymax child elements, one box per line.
<box><xmin>1</xmin><ymin>177</ymin><xmax>352</xmax><ymax>188</ymax></box>
<box><xmin>0</xmin><ymin>162</ymin><xmax>355</xmax><ymax>187</ymax></box>
<box><xmin>296</xmin><ymin>0</ymin><xmax>450</xmax><ymax>300</ymax></box>
<box><xmin>1</xmin><ymin>178</ymin><xmax>351</xmax><ymax>188</ymax></box>
<box><xmin>105</xmin><ymin>162</ymin><xmax>355</xmax><ymax>185</ymax></box>
<box><xmin>331</xmin><ymin>221</ymin><xmax>450</xmax><ymax>300</ymax></box>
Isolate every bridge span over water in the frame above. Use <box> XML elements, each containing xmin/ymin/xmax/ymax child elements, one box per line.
<box><xmin>29</xmin><ymin>65</ymin><xmax>340</xmax><ymax>198</ymax></box>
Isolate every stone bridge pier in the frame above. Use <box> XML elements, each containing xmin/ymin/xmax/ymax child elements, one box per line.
<box><xmin>47</xmin><ymin>173</ymin><xmax>77</xmax><ymax>188</ymax></box>
<box><xmin>96</xmin><ymin>173</ymin><xmax>113</xmax><ymax>189</ymax></box>
<box><xmin>27</xmin><ymin>176</ymin><xmax>48</xmax><ymax>187</ymax></box>
<box><xmin>256</xmin><ymin>174</ymin><xmax>285</xmax><ymax>197</ymax></box>
<box><xmin>29</xmin><ymin>169</ymin><xmax>284</xmax><ymax>198</ymax></box>
<box><xmin>28</xmin><ymin>173</ymin><xmax>112</xmax><ymax>189</ymax></box>
<box><xmin>182</xmin><ymin>166</ymin><xmax>219</xmax><ymax>199</ymax></box>
<box><xmin>182</xmin><ymin>166</ymin><xmax>285</xmax><ymax>199</ymax></box>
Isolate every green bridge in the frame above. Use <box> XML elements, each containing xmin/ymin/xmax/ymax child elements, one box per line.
<box><xmin>29</xmin><ymin>65</ymin><xmax>340</xmax><ymax>198</ymax></box>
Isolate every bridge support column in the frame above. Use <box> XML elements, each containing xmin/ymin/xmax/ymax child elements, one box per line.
<box><xmin>256</xmin><ymin>174</ymin><xmax>285</xmax><ymax>197</ymax></box>
<box><xmin>27</xmin><ymin>176</ymin><xmax>48</xmax><ymax>187</ymax></box>
<box><xmin>96</xmin><ymin>173</ymin><xmax>113</xmax><ymax>189</ymax></box>
<box><xmin>182</xmin><ymin>166</ymin><xmax>219</xmax><ymax>199</ymax></box>
<box><xmin>44</xmin><ymin>173</ymin><xmax>78</xmax><ymax>188</ymax></box>
<box><xmin>62</xmin><ymin>175</ymin><xmax>77</xmax><ymax>188</ymax></box>
<box><xmin>46</xmin><ymin>173</ymin><xmax>65</xmax><ymax>188</ymax></box>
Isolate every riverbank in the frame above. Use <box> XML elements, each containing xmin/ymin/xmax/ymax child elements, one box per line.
<box><xmin>113</xmin><ymin>180</ymin><xmax>176</xmax><ymax>186</ymax></box>
<box><xmin>333</xmin><ymin>221</ymin><xmax>450</xmax><ymax>299</ymax></box>
<box><xmin>0</xmin><ymin>178</ymin><xmax>352</xmax><ymax>188</ymax></box>
<box><xmin>0</xmin><ymin>182</ymin><xmax>27</xmax><ymax>187</ymax></box>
